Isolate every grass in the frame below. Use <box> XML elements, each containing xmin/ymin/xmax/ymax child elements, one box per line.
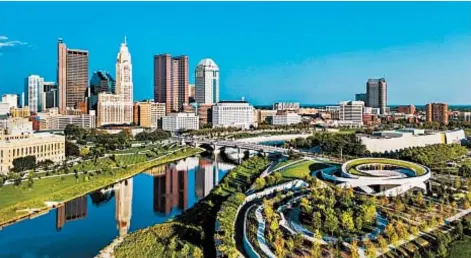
<box><xmin>449</xmin><ymin>236</ymin><xmax>471</xmax><ymax>258</ymax></box>
<box><xmin>0</xmin><ymin>147</ymin><xmax>202</xmax><ymax>226</ymax></box>
<box><xmin>115</xmin><ymin>154</ymin><xmax>147</xmax><ymax>165</ymax></box>
<box><xmin>346</xmin><ymin>158</ymin><xmax>427</xmax><ymax>176</ymax></box>
<box><xmin>279</xmin><ymin>160</ymin><xmax>316</xmax><ymax>179</ymax></box>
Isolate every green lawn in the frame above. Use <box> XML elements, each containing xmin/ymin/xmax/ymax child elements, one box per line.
<box><xmin>346</xmin><ymin>158</ymin><xmax>427</xmax><ymax>176</ymax></box>
<box><xmin>280</xmin><ymin>160</ymin><xmax>316</xmax><ymax>179</ymax></box>
<box><xmin>115</xmin><ymin>154</ymin><xmax>147</xmax><ymax>165</ymax></box>
<box><xmin>0</xmin><ymin>147</ymin><xmax>202</xmax><ymax>226</ymax></box>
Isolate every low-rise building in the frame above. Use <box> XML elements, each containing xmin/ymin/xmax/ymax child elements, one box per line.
<box><xmin>134</xmin><ymin>101</ymin><xmax>166</xmax><ymax>128</ymax></box>
<box><xmin>213</xmin><ymin>100</ymin><xmax>255</xmax><ymax>129</ymax></box>
<box><xmin>272</xmin><ymin>112</ymin><xmax>301</xmax><ymax>125</ymax></box>
<box><xmin>254</xmin><ymin>109</ymin><xmax>277</xmax><ymax>124</ymax></box>
<box><xmin>2</xmin><ymin>94</ymin><xmax>18</xmax><ymax>109</ymax></box>
<box><xmin>48</xmin><ymin>112</ymin><xmax>96</xmax><ymax>130</ymax></box>
<box><xmin>197</xmin><ymin>104</ymin><xmax>213</xmax><ymax>126</ymax></box>
<box><xmin>0</xmin><ymin>132</ymin><xmax>65</xmax><ymax>174</ymax></box>
<box><xmin>0</xmin><ymin>117</ymin><xmax>33</xmax><ymax>135</ymax></box>
<box><xmin>10</xmin><ymin>106</ymin><xmax>30</xmax><ymax>118</ymax></box>
<box><xmin>273</xmin><ymin>102</ymin><xmax>300</xmax><ymax>112</ymax></box>
<box><xmin>339</xmin><ymin>101</ymin><xmax>364</xmax><ymax>126</ymax></box>
<box><xmin>162</xmin><ymin>112</ymin><xmax>199</xmax><ymax>132</ymax></box>
<box><xmin>397</xmin><ymin>105</ymin><xmax>416</xmax><ymax>115</ymax></box>
<box><xmin>358</xmin><ymin>128</ymin><xmax>465</xmax><ymax>153</ymax></box>
<box><xmin>0</xmin><ymin>103</ymin><xmax>10</xmax><ymax>115</ymax></box>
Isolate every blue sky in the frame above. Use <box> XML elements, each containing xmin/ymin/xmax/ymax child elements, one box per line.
<box><xmin>0</xmin><ymin>2</ymin><xmax>470</xmax><ymax>105</ymax></box>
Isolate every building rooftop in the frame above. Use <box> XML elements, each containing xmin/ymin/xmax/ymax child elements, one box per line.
<box><xmin>217</xmin><ymin>100</ymin><xmax>248</xmax><ymax>104</ymax></box>
<box><xmin>197</xmin><ymin>58</ymin><xmax>218</xmax><ymax>69</ymax></box>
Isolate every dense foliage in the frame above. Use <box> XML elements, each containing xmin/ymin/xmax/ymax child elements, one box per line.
<box><xmin>65</xmin><ymin>141</ymin><xmax>80</xmax><ymax>157</ymax></box>
<box><xmin>286</xmin><ymin>132</ymin><xmax>368</xmax><ymax>157</ymax></box>
<box><xmin>12</xmin><ymin>156</ymin><xmax>36</xmax><ymax>172</ymax></box>
<box><xmin>378</xmin><ymin>143</ymin><xmax>468</xmax><ymax>167</ymax></box>
<box><xmin>135</xmin><ymin>130</ymin><xmax>171</xmax><ymax>142</ymax></box>
<box><xmin>299</xmin><ymin>186</ymin><xmax>377</xmax><ymax>238</ymax></box>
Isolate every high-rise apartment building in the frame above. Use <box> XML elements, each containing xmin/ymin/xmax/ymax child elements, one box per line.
<box><xmin>42</xmin><ymin>82</ymin><xmax>58</xmax><ymax>109</ymax></box>
<box><xmin>195</xmin><ymin>58</ymin><xmax>219</xmax><ymax>105</ymax></box>
<box><xmin>25</xmin><ymin>75</ymin><xmax>44</xmax><ymax>113</ymax></box>
<box><xmin>116</xmin><ymin>37</ymin><xmax>133</xmax><ymax>124</ymax></box>
<box><xmin>57</xmin><ymin>38</ymin><xmax>89</xmax><ymax>114</ymax></box>
<box><xmin>366</xmin><ymin>78</ymin><xmax>387</xmax><ymax>114</ymax></box>
<box><xmin>339</xmin><ymin>100</ymin><xmax>364</xmax><ymax>126</ymax></box>
<box><xmin>426</xmin><ymin>103</ymin><xmax>449</xmax><ymax>125</ymax></box>
<box><xmin>154</xmin><ymin>54</ymin><xmax>189</xmax><ymax>113</ymax></box>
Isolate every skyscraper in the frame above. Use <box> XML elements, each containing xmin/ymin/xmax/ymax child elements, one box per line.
<box><xmin>24</xmin><ymin>75</ymin><xmax>44</xmax><ymax>113</ymax></box>
<box><xmin>366</xmin><ymin>78</ymin><xmax>387</xmax><ymax>114</ymax></box>
<box><xmin>43</xmin><ymin>82</ymin><xmax>58</xmax><ymax>109</ymax></box>
<box><xmin>195</xmin><ymin>58</ymin><xmax>219</xmax><ymax>105</ymax></box>
<box><xmin>153</xmin><ymin>54</ymin><xmax>189</xmax><ymax>113</ymax></box>
<box><xmin>115</xmin><ymin>178</ymin><xmax>133</xmax><ymax>237</ymax></box>
<box><xmin>57</xmin><ymin>38</ymin><xmax>89</xmax><ymax>114</ymax></box>
<box><xmin>426</xmin><ymin>103</ymin><xmax>449</xmax><ymax>125</ymax></box>
<box><xmin>116</xmin><ymin>37</ymin><xmax>133</xmax><ymax>124</ymax></box>
<box><xmin>89</xmin><ymin>71</ymin><xmax>115</xmax><ymax>111</ymax></box>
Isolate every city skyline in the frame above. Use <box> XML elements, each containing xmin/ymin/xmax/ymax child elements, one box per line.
<box><xmin>0</xmin><ymin>2</ymin><xmax>470</xmax><ymax>105</ymax></box>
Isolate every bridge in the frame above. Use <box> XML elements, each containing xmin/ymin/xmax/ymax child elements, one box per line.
<box><xmin>178</xmin><ymin>137</ymin><xmax>293</xmax><ymax>155</ymax></box>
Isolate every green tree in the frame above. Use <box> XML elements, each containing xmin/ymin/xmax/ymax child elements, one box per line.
<box><xmin>192</xmin><ymin>247</ymin><xmax>203</xmax><ymax>258</ymax></box>
<box><xmin>312</xmin><ymin>212</ymin><xmax>322</xmax><ymax>231</ymax></box>
<box><xmin>27</xmin><ymin>171</ymin><xmax>34</xmax><ymax>188</ymax></box>
<box><xmin>254</xmin><ymin>177</ymin><xmax>266</xmax><ymax>190</ymax></box>
<box><xmin>286</xmin><ymin>237</ymin><xmax>295</xmax><ymax>253</ymax></box>
<box><xmin>12</xmin><ymin>155</ymin><xmax>36</xmax><ymax>172</ymax></box>
<box><xmin>351</xmin><ymin>240</ymin><xmax>360</xmax><ymax>258</ymax></box>
<box><xmin>311</xmin><ymin>230</ymin><xmax>322</xmax><ymax>258</ymax></box>
<box><xmin>364</xmin><ymin>239</ymin><xmax>377</xmax><ymax>258</ymax></box>
<box><xmin>325</xmin><ymin>208</ymin><xmax>339</xmax><ymax>236</ymax></box>
<box><xmin>341</xmin><ymin>211</ymin><xmax>355</xmax><ymax>232</ymax></box>
<box><xmin>355</xmin><ymin>216</ymin><xmax>363</xmax><ymax>232</ymax></box>
<box><xmin>378</xmin><ymin>235</ymin><xmax>389</xmax><ymax>252</ymax></box>
<box><xmin>415</xmin><ymin>191</ymin><xmax>425</xmax><ymax>206</ymax></box>
<box><xmin>455</xmin><ymin>176</ymin><xmax>462</xmax><ymax>189</ymax></box>
<box><xmin>456</xmin><ymin>221</ymin><xmax>464</xmax><ymax>240</ymax></box>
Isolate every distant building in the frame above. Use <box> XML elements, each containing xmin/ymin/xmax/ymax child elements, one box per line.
<box><xmin>0</xmin><ymin>103</ymin><xmax>9</xmax><ymax>116</ymax></box>
<box><xmin>195</xmin><ymin>58</ymin><xmax>219</xmax><ymax>105</ymax></box>
<box><xmin>459</xmin><ymin>112</ymin><xmax>471</xmax><ymax>122</ymax></box>
<box><xmin>57</xmin><ymin>38</ymin><xmax>89</xmax><ymax>114</ymax></box>
<box><xmin>115</xmin><ymin>37</ymin><xmax>134</xmax><ymax>124</ymax></box>
<box><xmin>254</xmin><ymin>109</ymin><xmax>277</xmax><ymax>124</ymax></box>
<box><xmin>2</xmin><ymin>94</ymin><xmax>18</xmax><ymax>109</ymax></box>
<box><xmin>89</xmin><ymin>71</ymin><xmax>115</xmax><ymax>111</ymax></box>
<box><xmin>397</xmin><ymin>105</ymin><xmax>416</xmax><ymax>115</ymax></box>
<box><xmin>273</xmin><ymin>102</ymin><xmax>300</xmax><ymax>112</ymax></box>
<box><xmin>426</xmin><ymin>103</ymin><xmax>448</xmax><ymax>125</ymax></box>
<box><xmin>0</xmin><ymin>117</ymin><xmax>33</xmax><ymax>135</ymax></box>
<box><xmin>366</xmin><ymin>78</ymin><xmax>387</xmax><ymax>114</ymax></box>
<box><xmin>97</xmin><ymin>93</ymin><xmax>125</xmax><ymax>127</ymax></box>
<box><xmin>154</xmin><ymin>54</ymin><xmax>189</xmax><ymax>113</ymax></box>
<box><xmin>197</xmin><ymin>104</ymin><xmax>213</xmax><ymax>126</ymax></box>
<box><xmin>355</xmin><ymin>93</ymin><xmax>367</xmax><ymax>103</ymax></box>
<box><xmin>0</xmin><ymin>132</ymin><xmax>65</xmax><ymax>174</ymax></box>
<box><xmin>162</xmin><ymin>112</ymin><xmax>199</xmax><ymax>132</ymax></box>
<box><xmin>10</xmin><ymin>106</ymin><xmax>30</xmax><ymax>118</ymax></box>
<box><xmin>212</xmin><ymin>100</ymin><xmax>255</xmax><ymax>129</ymax></box>
<box><xmin>25</xmin><ymin>75</ymin><xmax>44</xmax><ymax>113</ymax></box>
<box><xmin>46</xmin><ymin>112</ymin><xmax>96</xmax><ymax>130</ymax></box>
<box><xmin>339</xmin><ymin>101</ymin><xmax>364</xmax><ymax>126</ymax></box>
<box><xmin>43</xmin><ymin>82</ymin><xmax>59</xmax><ymax>109</ymax></box>
<box><xmin>272</xmin><ymin>113</ymin><xmax>301</xmax><ymax>125</ymax></box>
<box><xmin>188</xmin><ymin>83</ymin><xmax>196</xmax><ymax>103</ymax></box>
<box><xmin>134</xmin><ymin>101</ymin><xmax>166</xmax><ymax>128</ymax></box>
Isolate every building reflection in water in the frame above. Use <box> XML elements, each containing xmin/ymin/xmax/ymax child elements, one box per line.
<box><xmin>195</xmin><ymin>159</ymin><xmax>216</xmax><ymax>199</ymax></box>
<box><xmin>56</xmin><ymin>196</ymin><xmax>88</xmax><ymax>231</ymax></box>
<box><xmin>115</xmin><ymin>178</ymin><xmax>133</xmax><ymax>237</ymax></box>
<box><xmin>148</xmin><ymin>157</ymin><xmax>200</xmax><ymax>215</ymax></box>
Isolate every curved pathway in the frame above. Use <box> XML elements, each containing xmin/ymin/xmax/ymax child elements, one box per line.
<box><xmin>255</xmin><ymin>205</ymin><xmax>277</xmax><ymax>258</ymax></box>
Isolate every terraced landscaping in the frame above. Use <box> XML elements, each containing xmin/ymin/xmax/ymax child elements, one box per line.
<box><xmin>345</xmin><ymin>158</ymin><xmax>427</xmax><ymax>176</ymax></box>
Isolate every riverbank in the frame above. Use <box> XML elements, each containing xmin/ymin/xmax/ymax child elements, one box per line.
<box><xmin>110</xmin><ymin>156</ymin><xmax>270</xmax><ymax>258</ymax></box>
<box><xmin>0</xmin><ymin>147</ymin><xmax>203</xmax><ymax>228</ymax></box>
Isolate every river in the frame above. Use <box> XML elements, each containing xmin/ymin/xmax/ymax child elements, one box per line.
<box><xmin>0</xmin><ymin>155</ymin><xmax>235</xmax><ymax>258</ymax></box>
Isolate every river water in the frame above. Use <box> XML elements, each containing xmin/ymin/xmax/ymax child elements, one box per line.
<box><xmin>0</xmin><ymin>155</ymin><xmax>234</xmax><ymax>258</ymax></box>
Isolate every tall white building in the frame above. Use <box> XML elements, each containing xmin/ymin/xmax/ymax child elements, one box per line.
<box><xmin>97</xmin><ymin>93</ymin><xmax>125</xmax><ymax>127</ymax></box>
<box><xmin>195</xmin><ymin>58</ymin><xmax>219</xmax><ymax>105</ymax></box>
<box><xmin>116</xmin><ymin>36</ymin><xmax>133</xmax><ymax>124</ymax></box>
<box><xmin>2</xmin><ymin>94</ymin><xmax>18</xmax><ymax>109</ymax></box>
<box><xmin>212</xmin><ymin>100</ymin><xmax>255</xmax><ymax>129</ymax></box>
<box><xmin>25</xmin><ymin>75</ymin><xmax>44</xmax><ymax>113</ymax></box>
<box><xmin>162</xmin><ymin>112</ymin><xmax>199</xmax><ymax>132</ymax></box>
<box><xmin>339</xmin><ymin>100</ymin><xmax>364</xmax><ymax>126</ymax></box>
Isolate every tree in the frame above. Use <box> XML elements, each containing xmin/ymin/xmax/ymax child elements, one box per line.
<box><xmin>364</xmin><ymin>239</ymin><xmax>377</xmax><ymax>258</ymax></box>
<box><xmin>341</xmin><ymin>211</ymin><xmax>355</xmax><ymax>232</ymax></box>
<box><xmin>456</xmin><ymin>221</ymin><xmax>464</xmax><ymax>240</ymax></box>
<box><xmin>415</xmin><ymin>191</ymin><xmax>425</xmax><ymax>206</ymax></box>
<box><xmin>27</xmin><ymin>171</ymin><xmax>34</xmax><ymax>188</ymax></box>
<box><xmin>325</xmin><ymin>208</ymin><xmax>339</xmax><ymax>236</ymax></box>
<box><xmin>254</xmin><ymin>177</ymin><xmax>266</xmax><ymax>190</ymax></box>
<box><xmin>312</xmin><ymin>212</ymin><xmax>322</xmax><ymax>231</ymax></box>
<box><xmin>455</xmin><ymin>176</ymin><xmax>462</xmax><ymax>189</ymax></box>
<box><xmin>65</xmin><ymin>141</ymin><xmax>80</xmax><ymax>157</ymax></box>
<box><xmin>351</xmin><ymin>240</ymin><xmax>360</xmax><ymax>258</ymax></box>
<box><xmin>286</xmin><ymin>237</ymin><xmax>295</xmax><ymax>253</ymax></box>
<box><xmin>12</xmin><ymin>155</ymin><xmax>36</xmax><ymax>172</ymax></box>
<box><xmin>361</xmin><ymin>203</ymin><xmax>377</xmax><ymax>224</ymax></box>
<box><xmin>192</xmin><ymin>247</ymin><xmax>203</xmax><ymax>258</ymax></box>
<box><xmin>311</xmin><ymin>230</ymin><xmax>322</xmax><ymax>258</ymax></box>
<box><xmin>378</xmin><ymin>235</ymin><xmax>389</xmax><ymax>252</ymax></box>
<box><xmin>355</xmin><ymin>216</ymin><xmax>363</xmax><ymax>232</ymax></box>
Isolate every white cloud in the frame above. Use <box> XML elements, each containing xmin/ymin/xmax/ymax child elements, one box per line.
<box><xmin>0</xmin><ymin>36</ymin><xmax>7</xmax><ymax>40</ymax></box>
<box><xmin>0</xmin><ymin>40</ymin><xmax>28</xmax><ymax>48</ymax></box>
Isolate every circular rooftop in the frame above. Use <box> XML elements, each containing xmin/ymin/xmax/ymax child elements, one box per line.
<box><xmin>197</xmin><ymin>58</ymin><xmax>218</xmax><ymax>69</ymax></box>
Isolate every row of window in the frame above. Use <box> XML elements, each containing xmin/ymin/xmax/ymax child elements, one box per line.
<box><xmin>0</xmin><ymin>143</ymin><xmax>64</xmax><ymax>158</ymax></box>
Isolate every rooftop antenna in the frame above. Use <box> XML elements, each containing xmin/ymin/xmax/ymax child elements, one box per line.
<box><xmin>124</xmin><ymin>35</ymin><xmax>127</xmax><ymax>45</ymax></box>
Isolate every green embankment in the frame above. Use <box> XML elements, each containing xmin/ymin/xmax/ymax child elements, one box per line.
<box><xmin>0</xmin><ymin>147</ymin><xmax>202</xmax><ymax>226</ymax></box>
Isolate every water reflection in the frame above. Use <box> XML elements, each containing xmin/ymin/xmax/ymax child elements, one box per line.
<box><xmin>0</xmin><ymin>155</ymin><xmax>233</xmax><ymax>258</ymax></box>
<box><xmin>56</xmin><ymin>196</ymin><xmax>88</xmax><ymax>231</ymax></box>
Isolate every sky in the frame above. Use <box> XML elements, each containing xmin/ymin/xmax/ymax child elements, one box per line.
<box><xmin>0</xmin><ymin>1</ymin><xmax>470</xmax><ymax>105</ymax></box>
